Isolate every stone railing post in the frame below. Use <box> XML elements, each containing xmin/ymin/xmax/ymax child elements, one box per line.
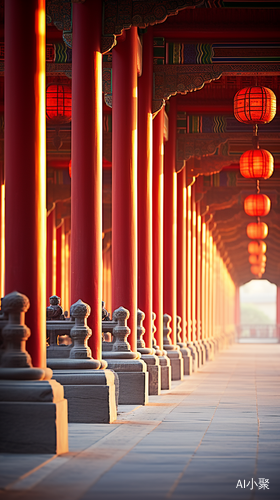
<box><xmin>0</xmin><ymin>291</ymin><xmax>68</xmax><ymax>454</ymax></box>
<box><xmin>69</xmin><ymin>299</ymin><xmax>92</xmax><ymax>359</ymax></box>
<box><xmin>163</xmin><ymin>313</ymin><xmax>184</xmax><ymax>381</ymax></box>
<box><xmin>163</xmin><ymin>313</ymin><xmax>173</xmax><ymax>348</ymax></box>
<box><xmin>112</xmin><ymin>306</ymin><xmax>131</xmax><ymax>352</ymax></box>
<box><xmin>47</xmin><ymin>295</ymin><xmax>64</xmax><ymax>320</ymax></box>
<box><xmin>137</xmin><ymin>309</ymin><xmax>146</xmax><ymax>349</ymax></box>
<box><xmin>0</xmin><ymin>292</ymin><xmax>32</xmax><ymax>369</ymax></box>
<box><xmin>177</xmin><ymin>316</ymin><xmax>182</xmax><ymax>344</ymax></box>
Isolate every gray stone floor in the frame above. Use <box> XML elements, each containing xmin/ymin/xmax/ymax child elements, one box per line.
<box><xmin>0</xmin><ymin>343</ymin><xmax>279</xmax><ymax>500</ymax></box>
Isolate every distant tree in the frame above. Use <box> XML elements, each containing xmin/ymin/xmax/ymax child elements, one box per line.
<box><xmin>240</xmin><ymin>304</ymin><xmax>272</xmax><ymax>325</ymax></box>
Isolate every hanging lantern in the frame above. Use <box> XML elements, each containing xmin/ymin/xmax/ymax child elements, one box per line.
<box><xmin>248</xmin><ymin>241</ymin><xmax>267</xmax><ymax>254</ymax></box>
<box><xmin>69</xmin><ymin>159</ymin><xmax>72</xmax><ymax>178</ymax></box>
<box><xmin>247</xmin><ymin>222</ymin><xmax>268</xmax><ymax>240</ymax></box>
<box><xmin>244</xmin><ymin>194</ymin><xmax>271</xmax><ymax>217</ymax></box>
<box><xmin>250</xmin><ymin>265</ymin><xmax>265</xmax><ymax>277</ymax></box>
<box><xmin>249</xmin><ymin>254</ymin><xmax>266</xmax><ymax>265</ymax></box>
<box><xmin>234</xmin><ymin>87</ymin><xmax>276</xmax><ymax>124</ymax></box>
<box><xmin>240</xmin><ymin>149</ymin><xmax>274</xmax><ymax>179</ymax></box>
<box><xmin>46</xmin><ymin>83</ymin><xmax>72</xmax><ymax>124</ymax></box>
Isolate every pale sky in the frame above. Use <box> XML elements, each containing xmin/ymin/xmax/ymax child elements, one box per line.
<box><xmin>240</xmin><ymin>279</ymin><xmax>277</xmax><ymax>304</ymax></box>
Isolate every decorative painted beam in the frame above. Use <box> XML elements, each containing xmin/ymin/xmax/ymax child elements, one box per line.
<box><xmin>46</xmin><ymin>0</ymin><xmax>203</xmax><ymax>53</ymax></box>
<box><xmin>102</xmin><ymin>0</ymin><xmax>203</xmax><ymax>54</ymax></box>
<box><xmin>153</xmin><ymin>63</ymin><xmax>280</xmax><ymax>114</ymax></box>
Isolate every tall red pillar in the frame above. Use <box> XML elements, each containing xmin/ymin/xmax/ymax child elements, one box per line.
<box><xmin>177</xmin><ymin>167</ymin><xmax>187</xmax><ymax>344</ymax></box>
<box><xmin>191</xmin><ymin>184</ymin><xmax>197</xmax><ymax>342</ymax></box>
<box><xmin>112</xmin><ymin>28</ymin><xmax>138</xmax><ymax>352</ymax></box>
<box><xmin>71</xmin><ymin>0</ymin><xmax>102</xmax><ymax>360</ymax></box>
<box><xmin>186</xmin><ymin>184</ymin><xmax>192</xmax><ymax>343</ymax></box>
<box><xmin>152</xmin><ymin>109</ymin><xmax>164</xmax><ymax>351</ymax></box>
<box><xmin>56</xmin><ymin>221</ymin><xmax>65</xmax><ymax>306</ymax></box>
<box><xmin>201</xmin><ymin>217</ymin><xmax>206</xmax><ymax>341</ymax></box>
<box><xmin>5</xmin><ymin>0</ymin><xmax>46</xmax><ymax>368</ymax></box>
<box><xmin>0</xmin><ymin>150</ymin><xmax>4</xmax><ymax>298</ymax></box>
<box><xmin>138</xmin><ymin>27</ymin><xmax>153</xmax><ymax>349</ymax></box>
<box><xmin>163</xmin><ymin>97</ymin><xmax>177</xmax><ymax>344</ymax></box>
<box><xmin>277</xmin><ymin>287</ymin><xmax>280</xmax><ymax>341</ymax></box>
<box><xmin>46</xmin><ymin>208</ymin><xmax>56</xmax><ymax>305</ymax></box>
<box><xmin>196</xmin><ymin>202</ymin><xmax>201</xmax><ymax>341</ymax></box>
<box><xmin>235</xmin><ymin>286</ymin><xmax>240</xmax><ymax>339</ymax></box>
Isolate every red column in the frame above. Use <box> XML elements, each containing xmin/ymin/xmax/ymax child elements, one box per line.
<box><xmin>196</xmin><ymin>201</ymin><xmax>201</xmax><ymax>340</ymax></box>
<box><xmin>186</xmin><ymin>185</ymin><xmax>192</xmax><ymax>342</ymax></box>
<box><xmin>46</xmin><ymin>208</ymin><xmax>56</xmax><ymax>305</ymax></box>
<box><xmin>138</xmin><ymin>27</ymin><xmax>153</xmax><ymax>349</ymax></box>
<box><xmin>71</xmin><ymin>0</ymin><xmax>102</xmax><ymax>360</ymax></box>
<box><xmin>201</xmin><ymin>217</ymin><xmax>206</xmax><ymax>341</ymax></box>
<box><xmin>277</xmin><ymin>287</ymin><xmax>280</xmax><ymax>341</ymax></box>
<box><xmin>235</xmin><ymin>286</ymin><xmax>240</xmax><ymax>339</ymax></box>
<box><xmin>0</xmin><ymin>151</ymin><xmax>4</xmax><ymax>298</ymax></box>
<box><xmin>163</xmin><ymin>97</ymin><xmax>177</xmax><ymax>344</ymax></box>
<box><xmin>177</xmin><ymin>167</ymin><xmax>187</xmax><ymax>344</ymax></box>
<box><xmin>56</xmin><ymin>221</ymin><xmax>65</xmax><ymax>306</ymax></box>
<box><xmin>191</xmin><ymin>184</ymin><xmax>197</xmax><ymax>341</ymax></box>
<box><xmin>64</xmin><ymin>230</ymin><xmax>71</xmax><ymax>315</ymax></box>
<box><xmin>152</xmin><ymin>109</ymin><xmax>164</xmax><ymax>351</ymax></box>
<box><xmin>112</xmin><ymin>28</ymin><xmax>138</xmax><ymax>352</ymax></box>
<box><xmin>5</xmin><ymin>0</ymin><xmax>46</xmax><ymax>368</ymax></box>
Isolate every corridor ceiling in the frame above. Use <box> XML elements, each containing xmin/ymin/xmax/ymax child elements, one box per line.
<box><xmin>1</xmin><ymin>0</ymin><xmax>279</xmax><ymax>287</ymax></box>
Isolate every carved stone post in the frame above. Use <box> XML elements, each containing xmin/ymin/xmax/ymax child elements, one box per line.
<box><xmin>176</xmin><ymin>315</ymin><xmax>192</xmax><ymax>376</ymax></box>
<box><xmin>151</xmin><ymin>311</ymin><xmax>171</xmax><ymax>391</ymax></box>
<box><xmin>47</xmin><ymin>298</ymin><xmax>118</xmax><ymax>423</ymax></box>
<box><xmin>70</xmin><ymin>300</ymin><xmax>95</xmax><ymax>360</ymax></box>
<box><xmin>163</xmin><ymin>314</ymin><xmax>183</xmax><ymax>381</ymax></box>
<box><xmin>0</xmin><ymin>291</ymin><xmax>68</xmax><ymax>454</ymax></box>
<box><xmin>102</xmin><ymin>306</ymin><xmax>149</xmax><ymax>405</ymax></box>
<box><xmin>137</xmin><ymin>309</ymin><xmax>161</xmax><ymax>396</ymax></box>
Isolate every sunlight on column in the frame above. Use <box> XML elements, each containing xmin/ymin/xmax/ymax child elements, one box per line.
<box><xmin>52</xmin><ymin>235</ymin><xmax>57</xmax><ymax>295</ymax></box>
<box><xmin>0</xmin><ymin>183</ymin><xmax>5</xmax><ymax>297</ymax></box>
<box><xmin>35</xmin><ymin>0</ymin><xmax>46</xmax><ymax>367</ymax></box>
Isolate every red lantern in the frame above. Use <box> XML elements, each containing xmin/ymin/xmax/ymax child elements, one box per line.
<box><xmin>69</xmin><ymin>159</ymin><xmax>71</xmax><ymax>178</ymax></box>
<box><xmin>248</xmin><ymin>241</ymin><xmax>267</xmax><ymax>254</ymax></box>
<box><xmin>234</xmin><ymin>86</ymin><xmax>276</xmax><ymax>124</ymax></box>
<box><xmin>244</xmin><ymin>194</ymin><xmax>271</xmax><ymax>217</ymax></box>
<box><xmin>249</xmin><ymin>255</ymin><xmax>258</xmax><ymax>265</ymax></box>
<box><xmin>46</xmin><ymin>84</ymin><xmax>72</xmax><ymax>124</ymax></box>
<box><xmin>247</xmin><ymin>222</ymin><xmax>268</xmax><ymax>240</ymax></box>
<box><xmin>240</xmin><ymin>149</ymin><xmax>274</xmax><ymax>179</ymax></box>
<box><xmin>250</xmin><ymin>265</ymin><xmax>265</xmax><ymax>277</ymax></box>
<box><xmin>249</xmin><ymin>254</ymin><xmax>266</xmax><ymax>265</ymax></box>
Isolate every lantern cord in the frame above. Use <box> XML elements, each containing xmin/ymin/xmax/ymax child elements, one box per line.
<box><xmin>257</xmin><ymin>216</ymin><xmax>260</xmax><ymax>224</ymax></box>
<box><xmin>256</xmin><ymin>179</ymin><xmax>260</xmax><ymax>194</ymax></box>
<box><xmin>252</xmin><ymin>124</ymin><xmax>259</xmax><ymax>149</ymax></box>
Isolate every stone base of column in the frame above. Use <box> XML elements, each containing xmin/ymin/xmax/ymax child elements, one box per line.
<box><xmin>177</xmin><ymin>343</ymin><xmax>192</xmax><ymax>375</ymax></box>
<box><xmin>186</xmin><ymin>342</ymin><xmax>198</xmax><ymax>372</ymax></box>
<box><xmin>0</xmin><ymin>378</ymin><xmax>68</xmax><ymax>454</ymax></box>
<box><xmin>157</xmin><ymin>352</ymin><xmax>172</xmax><ymax>390</ymax></box>
<box><xmin>192</xmin><ymin>341</ymin><xmax>203</xmax><ymax>367</ymax></box>
<box><xmin>51</xmin><ymin>368</ymin><xmax>118</xmax><ymax>423</ymax></box>
<box><xmin>104</xmin><ymin>355</ymin><xmax>149</xmax><ymax>405</ymax></box>
<box><xmin>197</xmin><ymin>340</ymin><xmax>207</xmax><ymax>364</ymax></box>
<box><xmin>164</xmin><ymin>347</ymin><xmax>184</xmax><ymax>381</ymax></box>
<box><xmin>202</xmin><ymin>340</ymin><xmax>214</xmax><ymax>361</ymax></box>
<box><xmin>140</xmin><ymin>353</ymin><xmax>161</xmax><ymax>396</ymax></box>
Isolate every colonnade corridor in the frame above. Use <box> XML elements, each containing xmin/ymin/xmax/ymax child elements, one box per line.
<box><xmin>1</xmin><ymin>343</ymin><xmax>279</xmax><ymax>500</ymax></box>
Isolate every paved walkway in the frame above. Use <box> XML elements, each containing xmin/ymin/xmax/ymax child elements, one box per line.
<box><xmin>1</xmin><ymin>343</ymin><xmax>279</xmax><ymax>500</ymax></box>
